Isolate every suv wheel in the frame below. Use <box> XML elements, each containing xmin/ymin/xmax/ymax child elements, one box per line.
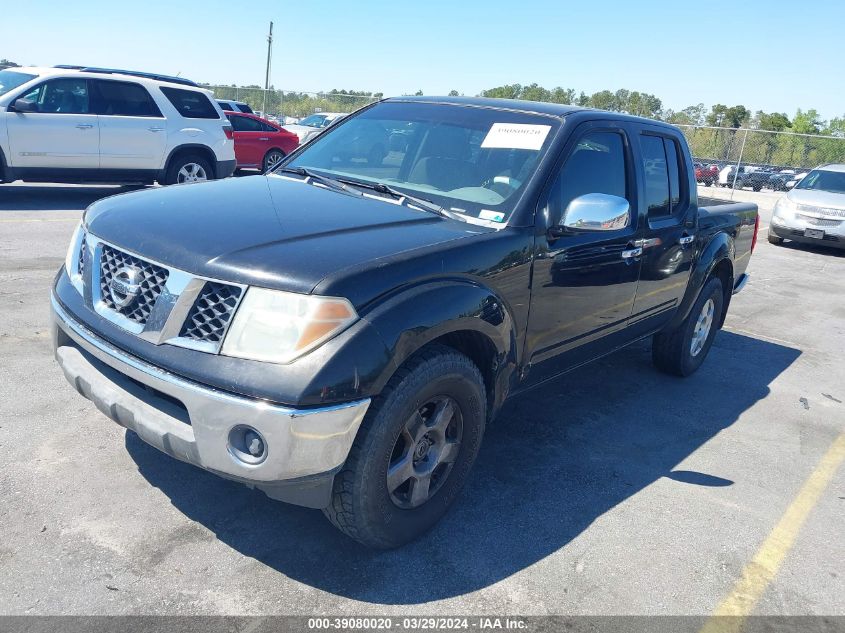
<box><xmin>323</xmin><ymin>344</ymin><xmax>486</xmax><ymax>549</ymax></box>
<box><xmin>166</xmin><ymin>154</ymin><xmax>213</xmax><ymax>185</ymax></box>
<box><xmin>262</xmin><ymin>149</ymin><xmax>286</xmax><ymax>173</ymax></box>
<box><xmin>652</xmin><ymin>276</ymin><xmax>724</xmax><ymax>377</ymax></box>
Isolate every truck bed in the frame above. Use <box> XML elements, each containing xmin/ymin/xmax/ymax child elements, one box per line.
<box><xmin>697</xmin><ymin>198</ymin><xmax>758</xmax><ymax>284</ymax></box>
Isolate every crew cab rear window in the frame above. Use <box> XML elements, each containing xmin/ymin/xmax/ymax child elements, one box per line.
<box><xmin>641</xmin><ymin>134</ymin><xmax>684</xmax><ymax>220</ymax></box>
<box><xmin>160</xmin><ymin>87</ymin><xmax>220</xmax><ymax>119</ymax></box>
<box><xmin>92</xmin><ymin>80</ymin><xmax>162</xmax><ymax>117</ymax></box>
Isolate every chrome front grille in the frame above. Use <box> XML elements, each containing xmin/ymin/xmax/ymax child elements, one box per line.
<box><xmin>78</xmin><ymin>234</ymin><xmax>246</xmax><ymax>352</ymax></box>
<box><xmin>798</xmin><ymin>214</ymin><xmax>841</xmax><ymax>227</ymax></box>
<box><xmin>797</xmin><ymin>204</ymin><xmax>845</xmax><ymax>218</ymax></box>
<box><xmin>99</xmin><ymin>245</ymin><xmax>170</xmax><ymax>325</ymax></box>
<box><xmin>180</xmin><ymin>282</ymin><xmax>242</xmax><ymax>344</ymax></box>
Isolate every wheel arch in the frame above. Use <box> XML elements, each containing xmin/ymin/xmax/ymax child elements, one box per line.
<box><xmin>667</xmin><ymin>231</ymin><xmax>735</xmax><ymax>331</ymax></box>
<box><xmin>363</xmin><ymin>280</ymin><xmax>521</xmax><ymax>421</ymax></box>
<box><xmin>159</xmin><ymin>144</ymin><xmax>217</xmax><ymax>183</ymax></box>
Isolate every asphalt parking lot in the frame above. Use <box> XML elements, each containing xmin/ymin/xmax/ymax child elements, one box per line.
<box><xmin>0</xmin><ymin>182</ymin><xmax>842</xmax><ymax>616</ymax></box>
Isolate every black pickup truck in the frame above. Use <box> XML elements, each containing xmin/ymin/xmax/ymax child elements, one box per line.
<box><xmin>51</xmin><ymin>97</ymin><xmax>758</xmax><ymax>548</ymax></box>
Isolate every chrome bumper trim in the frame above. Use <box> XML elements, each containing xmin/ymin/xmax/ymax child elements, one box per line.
<box><xmin>52</xmin><ymin>292</ymin><xmax>370</xmax><ymax>482</ymax></box>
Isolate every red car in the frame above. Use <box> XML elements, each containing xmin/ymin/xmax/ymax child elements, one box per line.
<box><xmin>694</xmin><ymin>161</ymin><xmax>719</xmax><ymax>186</ymax></box>
<box><xmin>225</xmin><ymin>111</ymin><xmax>299</xmax><ymax>173</ymax></box>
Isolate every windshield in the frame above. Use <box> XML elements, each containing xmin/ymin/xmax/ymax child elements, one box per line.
<box><xmin>795</xmin><ymin>169</ymin><xmax>845</xmax><ymax>194</ymax></box>
<box><xmin>0</xmin><ymin>70</ymin><xmax>36</xmax><ymax>97</ymax></box>
<box><xmin>299</xmin><ymin>114</ymin><xmax>329</xmax><ymax>128</ymax></box>
<box><xmin>285</xmin><ymin>101</ymin><xmax>560</xmax><ymax>223</ymax></box>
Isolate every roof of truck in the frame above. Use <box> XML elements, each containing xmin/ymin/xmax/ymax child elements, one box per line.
<box><xmin>385</xmin><ymin>95</ymin><xmax>678</xmax><ymax>130</ymax></box>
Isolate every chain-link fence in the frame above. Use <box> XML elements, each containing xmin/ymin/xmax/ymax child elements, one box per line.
<box><xmin>203</xmin><ymin>85</ymin><xmax>379</xmax><ymax>120</ymax></box>
<box><xmin>676</xmin><ymin>124</ymin><xmax>845</xmax><ymax>194</ymax></box>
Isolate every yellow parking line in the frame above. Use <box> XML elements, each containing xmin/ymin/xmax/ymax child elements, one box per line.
<box><xmin>0</xmin><ymin>217</ymin><xmax>79</xmax><ymax>223</ymax></box>
<box><xmin>699</xmin><ymin>432</ymin><xmax>845</xmax><ymax>633</ymax></box>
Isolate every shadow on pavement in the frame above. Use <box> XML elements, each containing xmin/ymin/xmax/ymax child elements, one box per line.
<box><xmin>126</xmin><ymin>330</ymin><xmax>800</xmax><ymax>604</ymax></box>
<box><xmin>0</xmin><ymin>184</ymin><xmax>143</xmax><ymax>212</ymax></box>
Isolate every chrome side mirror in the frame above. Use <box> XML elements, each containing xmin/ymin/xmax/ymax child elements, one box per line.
<box><xmin>561</xmin><ymin>193</ymin><xmax>630</xmax><ymax>232</ymax></box>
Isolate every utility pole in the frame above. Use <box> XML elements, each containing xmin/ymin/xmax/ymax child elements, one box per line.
<box><xmin>263</xmin><ymin>21</ymin><xmax>273</xmax><ymax>116</ymax></box>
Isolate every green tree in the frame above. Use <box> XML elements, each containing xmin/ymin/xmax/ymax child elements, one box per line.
<box><xmin>448</xmin><ymin>89</ymin><xmax>460</xmax><ymax>96</ymax></box>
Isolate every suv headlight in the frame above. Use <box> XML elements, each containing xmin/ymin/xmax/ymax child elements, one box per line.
<box><xmin>773</xmin><ymin>198</ymin><xmax>796</xmax><ymax>222</ymax></box>
<box><xmin>64</xmin><ymin>221</ymin><xmax>86</xmax><ymax>293</ymax></box>
<box><xmin>221</xmin><ymin>287</ymin><xmax>358</xmax><ymax>364</ymax></box>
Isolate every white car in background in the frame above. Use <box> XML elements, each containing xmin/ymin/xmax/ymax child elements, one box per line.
<box><xmin>769</xmin><ymin>164</ymin><xmax>845</xmax><ymax>249</ymax></box>
<box><xmin>282</xmin><ymin>112</ymin><xmax>346</xmax><ymax>144</ymax></box>
<box><xmin>0</xmin><ymin>66</ymin><xmax>235</xmax><ymax>185</ymax></box>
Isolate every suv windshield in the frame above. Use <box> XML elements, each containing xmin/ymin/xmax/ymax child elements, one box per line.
<box><xmin>285</xmin><ymin>101</ymin><xmax>560</xmax><ymax>223</ymax></box>
<box><xmin>0</xmin><ymin>70</ymin><xmax>36</xmax><ymax>97</ymax></box>
<box><xmin>795</xmin><ymin>169</ymin><xmax>845</xmax><ymax>194</ymax></box>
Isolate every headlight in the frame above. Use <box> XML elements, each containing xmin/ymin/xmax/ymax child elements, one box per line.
<box><xmin>64</xmin><ymin>221</ymin><xmax>85</xmax><ymax>293</ymax></box>
<box><xmin>221</xmin><ymin>287</ymin><xmax>358</xmax><ymax>364</ymax></box>
<box><xmin>773</xmin><ymin>198</ymin><xmax>796</xmax><ymax>221</ymax></box>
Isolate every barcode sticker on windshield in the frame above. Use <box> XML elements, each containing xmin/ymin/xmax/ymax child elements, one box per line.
<box><xmin>481</xmin><ymin>123</ymin><xmax>552</xmax><ymax>151</ymax></box>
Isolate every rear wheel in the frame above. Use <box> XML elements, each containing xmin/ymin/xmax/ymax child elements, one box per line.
<box><xmin>323</xmin><ymin>344</ymin><xmax>486</xmax><ymax>549</ymax></box>
<box><xmin>262</xmin><ymin>149</ymin><xmax>286</xmax><ymax>173</ymax></box>
<box><xmin>165</xmin><ymin>154</ymin><xmax>212</xmax><ymax>185</ymax></box>
<box><xmin>652</xmin><ymin>277</ymin><xmax>724</xmax><ymax>377</ymax></box>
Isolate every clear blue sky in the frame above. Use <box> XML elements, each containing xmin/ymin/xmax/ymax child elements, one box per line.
<box><xmin>2</xmin><ymin>0</ymin><xmax>843</xmax><ymax>120</ymax></box>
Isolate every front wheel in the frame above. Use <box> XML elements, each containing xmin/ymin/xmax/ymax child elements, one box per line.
<box><xmin>652</xmin><ymin>277</ymin><xmax>724</xmax><ymax>377</ymax></box>
<box><xmin>323</xmin><ymin>344</ymin><xmax>486</xmax><ymax>549</ymax></box>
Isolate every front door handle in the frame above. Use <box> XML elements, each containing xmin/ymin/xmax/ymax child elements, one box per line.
<box><xmin>679</xmin><ymin>234</ymin><xmax>695</xmax><ymax>246</ymax></box>
<box><xmin>76</xmin><ymin>123</ymin><xmax>93</xmax><ymax>129</ymax></box>
<box><xmin>148</xmin><ymin>126</ymin><xmax>165</xmax><ymax>132</ymax></box>
<box><xmin>621</xmin><ymin>246</ymin><xmax>643</xmax><ymax>260</ymax></box>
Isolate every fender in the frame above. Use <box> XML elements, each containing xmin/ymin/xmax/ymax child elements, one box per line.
<box><xmin>362</xmin><ymin>280</ymin><xmax>521</xmax><ymax>416</ymax></box>
<box><xmin>666</xmin><ymin>231</ymin><xmax>734</xmax><ymax>330</ymax></box>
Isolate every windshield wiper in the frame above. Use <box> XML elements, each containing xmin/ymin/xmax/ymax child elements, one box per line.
<box><xmin>278</xmin><ymin>166</ymin><xmax>359</xmax><ymax>196</ymax></box>
<box><xmin>345</xmin><ymin>180</ymin><xmax>460</xmax><ymax>220</ymax></box>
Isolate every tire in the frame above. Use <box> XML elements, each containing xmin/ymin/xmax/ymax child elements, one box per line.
<box><xmin>753</xmin><ymin>185</ymin><xmax>762</xmax><ymax>192</ymax></box>
<box><xmin>768</xmin><ymin>233</ymin><xmax>784</xmax><ymax>245</ymax></box>
<box><xmin>323</xmin><ymin>344</ymin><xmax>486</xmax><ymax>549</ymax></box>
<box><xmin>262</xmin><ymin>149</ymin><xmax>285</xmax><ymax>174</ymax></box>
<box><xmin>652</xmin><ymin>276</ymin><xmax>724</xmax><ymax>377</ymax></box>
<box><xmin>165</xmin><ymin>154</ymin><xmax>213</xmax><ymax>185</ymax></box>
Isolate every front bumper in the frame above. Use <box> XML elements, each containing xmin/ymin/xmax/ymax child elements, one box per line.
<box><xmin>770</xmin><ymin>216</ymin><xmax>845</xmax><ymax>249</ymax></box>
<box><xmin>52</xmin><ymin>293</ymin><xmax>370</xmax><ymax>508</ymax></box>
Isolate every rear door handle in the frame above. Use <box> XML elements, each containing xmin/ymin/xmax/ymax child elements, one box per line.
<box><xmin>621</xmin><ymin>246</ymin><xmax>643</xmax><ymax>260</ymax></box>
<box><xmin>76</xmin><ymin>123</ymin><xmax>93</xmax><ymax>129</ymax></box>
<box><xmin>148</xmin><ymin>126</ymin><xmax>165</xmax><ymax>132</ymax></box>
<box><xmin>258</xmin><ymin>137</ymin><xmax>269</xmax><ymax>141</ymax></box>
<box><xmin>679</xmin><ymin>234</ymin><xmax>695</xmax><ymax>246</ymax></box>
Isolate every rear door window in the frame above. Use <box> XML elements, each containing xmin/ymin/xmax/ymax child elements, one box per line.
<box><xmin>92</xmin><ymin>80</ymin><xmax>162</xmax><ymax>117</ymax></box>
<box><xmin>160</xmin><ymin>87</ymin><xmax>220</xmax><ymax>119</ymax></box>
<box><xmin>228</xmin><ymin>114</ymin><xmax>263</xmax><ymax>132</ymax></box>
<box><xmin>641</xmin><ymin>134</ymin><xmax>685</xmax><ymax>220</ymax></box>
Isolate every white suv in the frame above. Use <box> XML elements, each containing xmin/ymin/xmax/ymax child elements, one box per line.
<box><xmin>0</xmin><ymin>66</ymin><xmax>235</xmax><ymax>186</ymax></box>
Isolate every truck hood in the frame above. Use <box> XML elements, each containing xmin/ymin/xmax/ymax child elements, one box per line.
<box><xmin>84</xmin><ymin>175</ymin><xmax>485</xmax><ymax>303</ymax></box>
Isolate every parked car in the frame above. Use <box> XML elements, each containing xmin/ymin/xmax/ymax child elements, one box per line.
<box><xmin>769</xmin><ymin>164</ymin><xmax>845</xmax><ymax>249</ymax></box>
<box><xmin>282</xmin><ymin>112</ymin><xmax>346</xmax><ymax>144</ymax></box>
<box><xmin>694</xmin><ymin>161</ymin><xmax>719</xmax><ymax>186</ymax></box>
<box><xmin>51</xmin><ymin>97</ymin><xmax>758</xmax><ymax>548</ymax></box>
<box><xmin>768</xmin><ymin>170</ymin><xmax>796</xmax><ymax>192</ymax></box>
<box><xmin>735</xmin><ymin>167</ymin><xmax>775</xmax><ymax>191</ymax></box>
<box><xmin>785</xmin><ymin>172</ymin><xmax>809</xmax><ymax>190</ymax></box>
<box><xmin>0</xmin><ymin>66</ymin><xmax>235</xmax><ymax>185</ymax></box>
<box><xmin>216</xmin><ymin>99</ymin><xmax>253</xmax><ymax>114</ymax></box>
<box><xmin>225</xmin><ymin>111</ymin><xmax>299</xmax><ymax>172</ymax></box>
